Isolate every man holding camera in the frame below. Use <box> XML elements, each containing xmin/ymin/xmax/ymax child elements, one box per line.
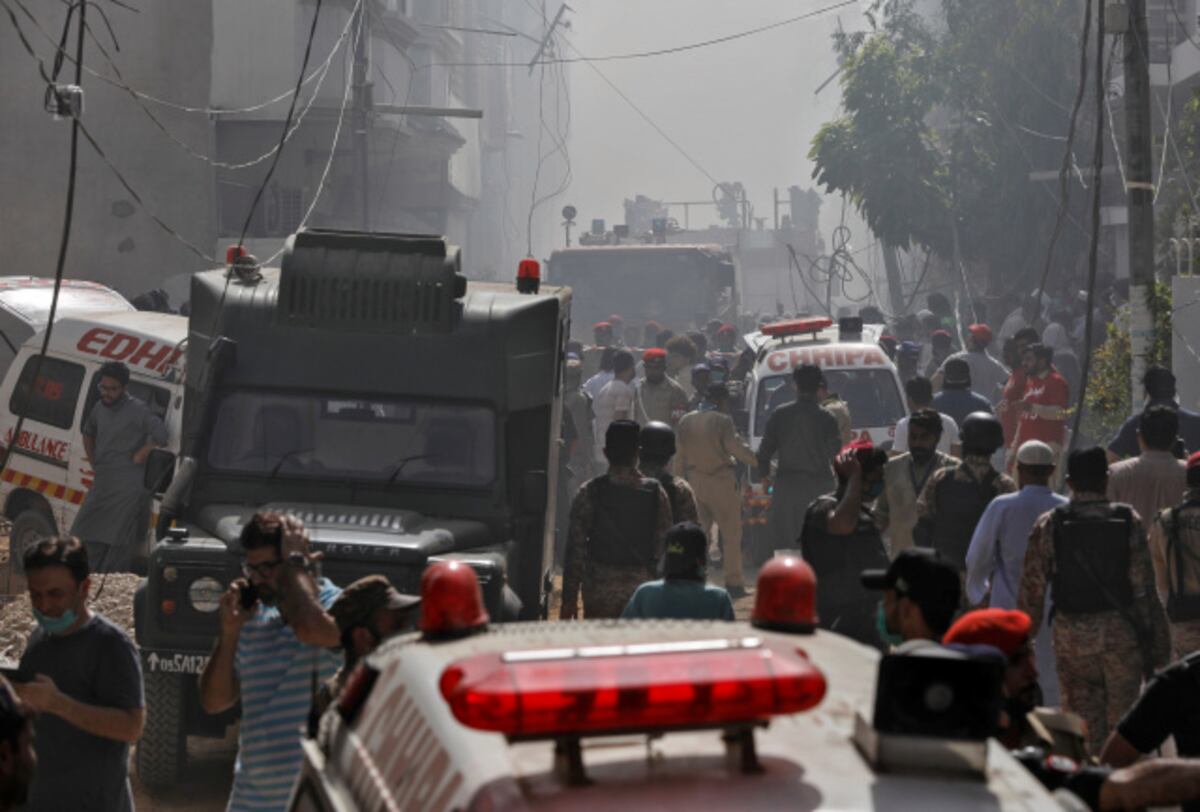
<box><xmin>199</xmin><ymin>512</ymin><xmax>341</xmax><ymax>812</ymax></box>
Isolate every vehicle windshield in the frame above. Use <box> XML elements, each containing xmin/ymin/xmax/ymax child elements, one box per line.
<box><xmin>206</xmin><ymin>390</ymin><xmax>496</xmax><ymax>487</ymax></box>
<box><xmin>753</xmin><ymin>369</ymin><xmax>905</xmax><ymax>436</ymax></box>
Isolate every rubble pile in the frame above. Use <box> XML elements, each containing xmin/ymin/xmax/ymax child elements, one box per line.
<box><xmin>0</xmin><ymin>573</ymin><xmax>141</xmax><ymax>661</ymax></box>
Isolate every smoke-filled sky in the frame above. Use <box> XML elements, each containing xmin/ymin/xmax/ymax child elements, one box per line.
<box><xmin>558</xmin><ymin>0</ymin><xmax>871</xmax><ymax>239</ymax></box>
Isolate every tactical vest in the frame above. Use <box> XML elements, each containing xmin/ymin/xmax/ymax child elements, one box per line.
<box><xmin>1166</xmin><ymin>501</ymin><xmax>1200</xmax><ymax>622</ymax></box>
<box><xmin>931</xmin><ymin>466</ymin><xmax>999</xmax><ymax>570</ymax></box>
<box><xmin>1050</xmin><ymin>503</ymin><xmax>1134</xmax><ymax>616</ymax></box>
<box><xmin>802</xmin><ymin>498</ymin><xmax>889</xmax><ymax>611</ymax></box>
<box><xmin>586</xmin><ymin>476</ymin><xmax>660</xmax><ymax>569</ymax></box>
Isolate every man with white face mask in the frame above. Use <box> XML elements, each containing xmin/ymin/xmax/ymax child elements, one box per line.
<box><xmin>14</xmin><ymin>536</ymin><xmax>145</xmax><ymax>811</ymax></box>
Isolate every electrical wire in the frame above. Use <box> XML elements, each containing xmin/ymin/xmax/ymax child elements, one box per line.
<box><xmin>1033</xmin><ymin>0</ymin><xmax>1094</xmax><ymax>325</ymax></box>
<box><xmin>0</xmin><ymin>0</ymin><xmax>85</xmax><ymax>480</ymax></box>
<box><xmin>10</xmin><ymin>0</ymin><xmax>344</xmax><ymax>117</ymax></box>
<box><xmin>425</xmin><ymin>0</ymin><xmax>858</xmax><ymax>69</ymax></box>
<box><xmin>1071</xmin><ymin>0</ymin><xmax>1106</xmax><ymax>452</ymax></box>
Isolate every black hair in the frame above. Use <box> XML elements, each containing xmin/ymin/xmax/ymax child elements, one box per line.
<box><xmin>687</xmin><ymin>331</ymin><xmax>708</xmax><ymax>357</ymax></box>
<box><xmin>612</xmin><ymin>350</ymin><xmax>636</xmax><ymax>375</ymax></box>
<box><xmin>859</xmin><ymin>448</ymin><xmax>889</xmax><ymax>478</ymax></box>
<box><xmin>1024</xmin><ymin>343</ymin><xmax>1054</xmax><ymax>363</ymax></box>
<box><xmin>240</xmin><ymin>513</ymin><xmax>283</xmax><ymax>553</ymax></box>
<box><xmin>1014</xmin><ymin>327</ymin><xmax>1040</xmax><ymax>346</ymax></box>
<box><xmin>908</xmin><ymin>408</ymin><xmax>944</xmax><ymax>438</ymax></box>
<box><xmin>1144</xmin><ymin>365</ymin><xmax>1177</xmax><ymax>401</ymax></box>
<box><xmin>1139</xmin><ymin>405</ymin><xmax>1180</xmax><ymax>452</ymax></box>
<box><xmin>905</xmin><ymin>376</ymin><xmax>934</xmax><ymax>406</ymax></box>
<box><xmin>706</xmin><ymin>381</ymin><xmax>729</xmax><ymax>403</ymax></box>
<box><xmin>23</xmin><ymin>536</ymin><xmax>88</xmax><ymax>583</ymax></box>
<box><xmin>942</xmin><ymin>358</ymin><xmax>972</xmax><ymax>388</ymax></box>
<box><xmin>655</xmin><ymin>329</ymin><xmax>675</xmax><ymax>347</ymax></box>
<box><xmin>598</xmin><ymin>347</ymin><xmax>617</xmax><ymax>372</ymax></box>
<box><xmin>793</xmin><ymin>364</ymin><xmax>823</xmax><ymax>395</ymax></box>
<box><xmin>98</xmin><ymin>361</ymin><xmax>131</xmax><ymax>386</ymax></box>
<box><xmin>604</xmin><ymin>420</ymin><xmax>640</xmax><ymax>466</ymax></box>
<box><xmin>665</xmin><ymin>335</ymin><xmax>698</xmax><ymax>363</ymax></box>
<box><xmin>1067</xmin><ymin>447</ymin><xmax>1109</xmax><ymax>493</ymax></box>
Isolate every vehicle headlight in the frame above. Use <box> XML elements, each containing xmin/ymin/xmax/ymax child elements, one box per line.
<box><xmin>188</xmin><ymin>577</ymin><xmax>224</xmax><ymax>613</ymax></box>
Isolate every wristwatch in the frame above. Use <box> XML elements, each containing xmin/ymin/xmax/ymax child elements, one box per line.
<box><xmin>285</xmin><ymin>552</ymin><xmax>312</xmax><ymax>573</ymax></box>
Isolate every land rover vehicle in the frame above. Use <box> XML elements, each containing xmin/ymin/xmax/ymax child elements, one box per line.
<box><xmin>133</xmin><ymin>229</ymin><xmax>570</xmax><ymax>788</ymax></box>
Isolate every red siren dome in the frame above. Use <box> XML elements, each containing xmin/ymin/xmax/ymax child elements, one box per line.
<box><xmin>752</xmin><ymin>556</ymin><xmax>818</xmax><ymax>634</ymax></box>
<box><xmin>420</xmin><ymin>561</ymin><xmax>490</xmax><ymax>639</ymax></box>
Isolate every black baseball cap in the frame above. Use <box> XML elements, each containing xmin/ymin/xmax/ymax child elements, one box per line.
<box><xmin>861</xmin><ymin>550</ymin><xmax>961</xmax><ymax>630</ymax></box>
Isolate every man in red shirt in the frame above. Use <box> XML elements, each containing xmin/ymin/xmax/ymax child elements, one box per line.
<box><xmin>998</xmin><ymin>327</ymin><xmax>1041</xmax><ymax>457</ymax></box>
<box><xmin>1011</xmin><ymin>343</ymin><xmax>1069</xmax><ymax>480</ymax></box>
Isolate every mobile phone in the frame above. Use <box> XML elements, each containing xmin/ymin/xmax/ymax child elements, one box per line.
<box><xmin>239</xmin><ymin>582</ymin><xmax>259</xmax><ymax>610</ymax></box>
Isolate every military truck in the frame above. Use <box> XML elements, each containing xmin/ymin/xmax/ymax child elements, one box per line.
<box><xmin>132</xmin><ymin>229</ymin><xmax>570</xmax><ymax>788</ymax></box>
<box><xmin>547</xmin><ymin>244</ymin><xmax>737</xmax><ymax>342</ymax></box>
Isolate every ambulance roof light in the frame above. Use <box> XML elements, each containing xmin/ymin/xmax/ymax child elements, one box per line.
<box><xmin>420</xmin><ymin>561</ymin><xmax>490</xmax><ymax>640</ymax></box>
<box><xmin>517</xmin><ymin>258</ymin><xmax>541</xmax><ymax>295</ymax></box>
<box><xmin>752</xmin><ymin>556</ymin><xmax>818</xmax><ymax>634</ymax></box>
<box><xmin>439</xmin><ymin>637</ymin><xmax>827</xmax><ymax>737</ymax></box>
<box><xmin>760</xmin><ymin>317</ymin><xmax>834</xmax><ymax>338</ymax></box>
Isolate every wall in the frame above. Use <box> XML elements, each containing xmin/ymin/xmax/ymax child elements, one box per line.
<box><xmin>0</xmin><ymin>0</ymin><xmax>217</xmax><ymax>301</ymax></box>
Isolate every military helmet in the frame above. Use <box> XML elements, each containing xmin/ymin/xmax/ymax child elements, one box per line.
<box><xmin>960</xmin><ymin>412</ymin><xmax>1004</xmax><ymax>455</ymax></box>
<box><xmin>638</xmin><ymin>421</ymin><xmax>677</xmax><ymax>460</ymax></box>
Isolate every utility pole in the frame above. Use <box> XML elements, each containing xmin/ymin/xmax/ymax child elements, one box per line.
<box><xmin>352</xmin><ymin>2</ymin><xmax>371</xmax><ymax>230</ymax></box>
<box><xmin>1124</xmin><ymin>0</ymin><xmax>1156</xmax><ymax>408</ymax></box>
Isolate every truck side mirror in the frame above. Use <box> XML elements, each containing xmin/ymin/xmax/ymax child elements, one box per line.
<box><xmin>521</xmin><ymin>470</ymin><xmax>548</xmax><ymax>515</ymax></box>
<box><xmin>144</xmin><ymin>448</ymin><xmax>177</xmax><ymax>495</ymax></box>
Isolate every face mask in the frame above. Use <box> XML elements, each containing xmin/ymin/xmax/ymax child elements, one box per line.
<box><xmin>33</xmin><ymin>606</ymin><xmax>77</xmax><ymax>635</ymax></box>
<box><xmin>875</xmin><ymin>602</ymin><xmax>904</xmax><ymax>648</ymax></box>
<box><xmin>864</xmin><ymin>480</ymin><xmax>884</xmax><ymax>500</ymax></box>
<box><xmin>910</xmin><ymin>447</ymin><xmax>934</xmax><ymax>466</ymax></box>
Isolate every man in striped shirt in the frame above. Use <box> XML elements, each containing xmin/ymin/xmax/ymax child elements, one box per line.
<box><xmin>199</xmin><ymin>512</ymin><xmax>341</xmax><ymax>811</ymax></box>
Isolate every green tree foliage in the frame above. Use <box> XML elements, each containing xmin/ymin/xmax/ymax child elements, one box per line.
<box><xmin>810</xmin><ymin>0</ymin><xmax>1092</xmax><ymax>292</ymax></box>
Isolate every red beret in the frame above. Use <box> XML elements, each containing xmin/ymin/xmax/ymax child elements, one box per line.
<box><xmin>931</xmin><ymin>328</ymin><xmax>952</xmax><ymax>340</ymax></box>
<box><xmin>717</xmin><ymin>323</ymin><xmax>737</xmax><ymax>336</ymax></box>
<box><xmin>968</xmin><ymin>323</ymin><xmax>994</xmax><ymax>344</ymax></box>
<box><xmin>840</xmin><ymin>439</ymin><xmax>874</xmax><ymax>465</ymax></box>
<box><xmin>643</xmin><ymin>348</ymin><xmax>667</xmax><ymax>362</ymax></box>
<box><xmin>1188</xmin><ymin>451</ymin><xmax>1200</xmax><ymax>471</ymax></box>
<box><xmin>942</xmin><ymin>609</ymin><xmax>1032</xmax><ymax>656</ymax></box>
<box><xmin>593</xmin><ymin>321</ymin><xmax>612</xmax><ymax>331</ymax></box>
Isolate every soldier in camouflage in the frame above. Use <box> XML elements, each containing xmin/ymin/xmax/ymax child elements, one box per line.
<box><xmin>1018</xmin><ymin>447</ymin><xmax>1171</xmax><ymax>756</ymax></box>
<box><xmin>561</xmin><ymin>420</ymin><xmax>673</xmax><ymax>620</ymax></box>
<box><xmin>637</xmin><ymin>421</ymin><xmax>698</xmax><ymax>526</ymax></box>
<box><xmin>1149</xmin><ymin>450</ymin><xmax>1200</xmax><ymax>658</ymax></box>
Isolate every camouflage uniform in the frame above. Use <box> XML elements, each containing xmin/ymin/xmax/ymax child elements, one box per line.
<box><xmin>1149</xmin><ymin>490</ymin><xmax>1200</xmax><ymax>658</ymax></box>
<box><xmin>561</xmin><ymin>466</ymin><xmax>673</xmax><ymax>619</ymax></box>
<box><xmin>914</xmin><ymin>454</ymin><xmax>1016</xmax><ymax>569</ymax></box>
<box><xmin>640</xmin><ymin>462</ymin><xmax>700</xmax><ymax>526</ymax></box>
<box><xmin>1018</xmin><ymin>493</ymin><xmax>1172</xmax><ymax>755</ymax></box>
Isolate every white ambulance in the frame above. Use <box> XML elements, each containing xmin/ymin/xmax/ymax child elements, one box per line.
<box><xmin>740</xmin><ymin>317</ymin><xmax>907</xmax><ymax>538</ymax></box>
<box><xmin>291</xmin><ymin>576</ymin><xmax>1064</xmax><ymax>811</ymax></box>
<box><xmin>0</xmin><ymin>311</ymin><xmax>186</xmax><ymax>576</ymax></box>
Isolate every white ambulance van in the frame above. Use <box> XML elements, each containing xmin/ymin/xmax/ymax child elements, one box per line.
<box><xmin>0</xmin><ymin>277</ymin><xmax>135</xmax><ymax>381</ymax></box>
<box><xmin>0</xmin><ymin>311</ymin><xmax>186</xmax><ymax>575</ymax></box>
<box><xmin>740</xmin><ymin>317</ymin><xmax>907</xmax><ymax>543</ymax></box>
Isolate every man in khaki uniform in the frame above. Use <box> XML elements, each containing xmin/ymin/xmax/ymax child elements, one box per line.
<box><xmin>1149</xmin><ymin>451</ymin><xmax>1200</xmax><ymax>658</ymax></box>
<box><xmin>634</xmin><ymin>348</ymin><xmax>690</xmax><ymax>426</ymax></box>
<box><xmin>676</xmin><ymin>383</ymin><xmax>758</xmax><ymax>597</ymax></box>
<box><xmin>1108</xmin><ymin>405</ymin><xmax>1186</xmax><ymax>535</ymax></box>
<box><xmin>875</xmin><ymin>409</ymin><xmax>957</xmax><ymax>555</ymax></box>
<box><xmin>1018</xmin><ymin>447</ymin><xmax>1172</xmax><ymax>755</ymax></box>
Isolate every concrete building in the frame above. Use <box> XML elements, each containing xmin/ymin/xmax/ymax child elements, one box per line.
<box><xmin>0</xmin><ymin>0</ymin><xmax>216</xmax><ymax>300</ymax></box>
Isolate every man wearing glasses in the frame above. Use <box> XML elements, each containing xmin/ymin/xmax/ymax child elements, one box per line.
<box><xmin>199</xmin><ymin>512</ymin><xmax>341</xmax><ymax>812</ymax></box>
<box><xmin>71</xmin><ymin>361</ymin><xmax>168</xmax><ymax>573</ymax></box>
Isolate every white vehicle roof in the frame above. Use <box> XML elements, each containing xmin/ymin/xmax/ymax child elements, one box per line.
<box><xmin>747</xmin><ymin>321</ymin><xmax>892</xmax><ymax>376</ymax></box>
<box><xmin>0</xmin><ymin>277</ymin><xmax>133</xmax><ymax>326</ymax></box>
<box><xmin>316</xmin><ymin>620</ymin><xmax>1060</xmax><ymax>811</ymax></box>
<box><xmin>33</xmin><ymin>312</ymin><xmax>187</xmax><ymax>378</ymax></box>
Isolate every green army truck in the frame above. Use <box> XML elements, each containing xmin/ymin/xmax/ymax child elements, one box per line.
<box><xmin>132</xmin><ymin>229</ymin><xmax>570</xmax><ymax>788</ymax></box>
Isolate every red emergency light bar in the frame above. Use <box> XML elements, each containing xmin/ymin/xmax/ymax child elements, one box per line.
<box><xmin>760</xmin><ymin>317</ymin><xmax>833</xmax><ymax>338</ymax></box>
<box><xmin>517</xmin><ymin>258</ymin><xmax>541</xmax><ymax>294</ymax></box>
<box><xmin>439</xmin><ymin>637</ymin><xmax>827</xmax><ymax>737</ymax></box>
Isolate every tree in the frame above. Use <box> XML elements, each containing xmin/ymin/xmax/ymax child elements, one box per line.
<box><xmin>810</xmin><ymin>0</ymin><xmax>1094</xmax><ymax>302</ymax></box>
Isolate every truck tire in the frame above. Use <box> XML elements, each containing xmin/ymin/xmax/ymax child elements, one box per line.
<box><xmin>137</xmin><ymin>671</ymin><xmax>187</xmax><ymax>791</ymax></box>
<box><xmin>10</xmin><ymin>509</ymin><xmax>56</xmax><ymax>575</ymax></box>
